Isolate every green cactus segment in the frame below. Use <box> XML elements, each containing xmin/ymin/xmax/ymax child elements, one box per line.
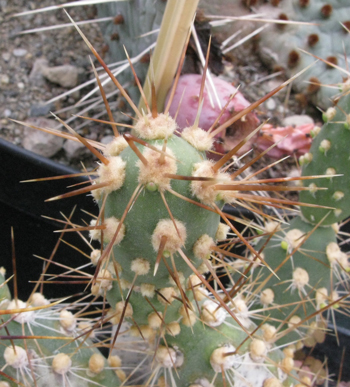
<box><xmin>97</xmin><ymin>0</ymin><xmax>166</xmax><ymax>102</ymax></box>
<box><xmin>257</xmin><ymin>0</ymin><xmax>350</xmax><ymax>108</ymax></box>
<box><xmin>300</xmin><ymin>97</ymin><xmax>350</xmax><ymax>225</ymax></box>
<box><xmin>0</xmin><ymin>300</ymin><xmax>121</xmax><ymax>386</ymax></box>
<box><xmin>100</xmin><ymin>134</ymin><xmax>221</xmax><ymax>291</ymax></box>
<box><xmin>249</xmin><ymin>216</ymin><xmax>339</xmax><ymax>345</ymax></box>
<box><xmin>162</xmin><ymin>315</ymin><xmax>295</xmax><ymax>387</ymax></box>
<box><xmin>107</xmin><ymin>283</ymin><xmax>184</xmax><ymax>324</ymax></box>
<box><xmin>0</xmin><ymin>269</ymin><xmax>11</xmax><ymax>303</ymax></box>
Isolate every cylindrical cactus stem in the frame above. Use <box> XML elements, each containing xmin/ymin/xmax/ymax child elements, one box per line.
<box><xmin>0</xmin><ymin>268</ymin><xmax>11</xmax><ymax>304</ymax></box>
<box><xmin>96</xmin><ymin>0</ymin><xmax>167</xmax><ymax>102</ymax></box>
<box><xmin>254</xmin><ymin>0</ymin><xmax>350</xmax><ymax>109</ymax></box>
<box><xmin>238</xmin><ymin>215</ymin><xmax>346</xmax><ymax>346</ymax></box>
<box><xmin>0</xmin><ymin>287</ymin><xmax>122</xmax><ymax>386</ymax></box>
<box><xmin>300</xmin><ymin>92</ymin><xmax>350</xmax><ymax>225</ymax></box>
<box><xmin>162</xmin><ymin>312</ymin><xmax>297</xmax><ymax>387</ymax></box>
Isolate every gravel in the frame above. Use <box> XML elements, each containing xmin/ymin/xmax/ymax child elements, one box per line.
<box><xmin>0</xmin><ymin>0</ymin><xmax>109</xmax><ymax>169</ymax></box>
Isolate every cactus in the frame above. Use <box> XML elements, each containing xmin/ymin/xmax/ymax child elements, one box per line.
<box><xmin>0</xmin><ymin>267</ymin><xmax>123</xmax><ymax>387</ymax></box>
<box><xmin>300</xmin><ymin>98</ymin><xmax>350</xmax><ymax>225</ymax></box>
<box><xmin>96</xmin><ymin>0</ymin><xmax>167</xmax><ymax>102</ymax></box>
<box><xmin>237</xmin><ymin>78</ymin><xmax>350</xmax><ymax>347</ymax></box>
<box><xmin>256</xmin><ymin>0</ymin><xmax>350</xmax><ymax>109</ymax></box>
<box><xmin>3</xmin><ymin>0</ymin><xmax>350</xmax><ymax>386</ymax></box>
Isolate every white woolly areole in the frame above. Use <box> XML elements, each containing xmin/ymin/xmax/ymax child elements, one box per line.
<box><xmin>104</xmin><ymin>217</ymin><xmax>126</xmax><ymax>245</ymax></box>
<box><xmin>179</xmin><ymin>305</ymin><xmax>197</xmax><ymax>327</ymax></box>
<box><xmin>115</xmin><ymin>301</ymin><xmax>133</xmax><ymax>318</ymax></box>
<box><xmin>130</xmin><ymin>325</ymin><xmax>154</xmax><ymax>340</ymax></box>
<box><xmin>157</xmin><ymin>287</ymin><xmax>177</xmax><ymax>305</ymax></box>
<box><xmin>281</xmin><ymin>357</ymin><xmax>294</xmax><ymax>373</ymax></box>
<box><xmin>60</xmin><ymin>310</ymin><xmax>76</xmax><ymax>332</ymax></box>
<box><xmin>152</xmin><ymin>219</ymin><xmax>186</xmax><ymax>254</ymax></box>
<box><xmin>320</xmin><ymin>139</ymin><xmax>331</xmax><ymax>152</ymax></box>
<box><xmin>189</xmin><ymin>379</ymin><xmax>211</xmax><ymax>387</ymax></box>
<box><xmin>181</xmin><ymin>126</ymin><xmax>214</xmax><ymax>151</ymax></box>
<box><xmin>131</xmin><ymin>258</ymin><xmax>150</xmax><ymax>275</ymax></box>
<box><xmin>90</xmin><ymin>249</ymin><xmax>101</xmax><ymax>266</ymax></box>
<box><xmin>265</xmin><ymin>221</ymin><xmax>281</xmax><ymax>233</ymax></box>
<box><xmin>191</xmin><ymin>160</ymin><xmax>231</xmax><ymax>205</ymax></box>
<box><xmin>108</xmin><ymin>355</ymin><xmax>122</xmax><ymax>368</ymax></box>
<box><xmin>231</xmin><ymin>298</ymin><xmax>251</xmax><ymax>328</ymax></box>
<box><xmin>193</xmin><ymin>234</ymin><xmax>215</xmax><ymax>260</ymax></box>
<box><xmin>104</xmin><ymin>136</ymin><xmax>128</xmax><ymax>156</ymax></box>
<box><xmin>210</xmin><ymin>345</ymin><xmax>236</xmax><ymax>372</ymax></box>
<box><xmin>261</xmin><ymin>324</ymin><xmax>277</xmax><ymax>342</ymax></box>
<box><xmin>96</xmin><ymin>269</ymin><xmax>113</xmax><ymax>291</ymax></box>
<box><xmin>288</xmin><ymin>315</ymin><xmax>301</xmax><ymax>328</ymax></box>
<box><xmin>52</xmin><ymin>353</ymin><xmax>72</xmax><ymax>374</ymax></box>
<box><xmin>141</xmin><ymin>283</ymin><xmax>155</xmax><ymax>298</ymax></box>
<box><xmin>97</xmin><ymin>156</ymin><xmax>126</xmax><ymax>194</ymax></box>
<box><xmin>247</xmin><ymin>252</ymin><xmax>264</xmax><ymax>269</ymax></box>
<box><xmin>331</xmin><ymin>223</ymin><xmax>340</xmax><ymax>234</ymax></box>
<box><xmin>250</xmin><ymin>339</ymin><xmax>267</xmax><ymax>361</ymax></box>
<box><xmin>137</xmin><ymin>146</ymin><xmax>177</xmax><ymax>191</ymax></box>
<box><xmin>260</xmin><ymin>288</ymin><xmax>274</xmax><ymax>306</ymax></box>
<box><xmin>284</xmin><ymin>229</ymin><xmax>305</xmax><ymax>249</ymax></box>
<box><xmin>88</xmin><ymin>353</ymin><xmax>105</xmax><ymax>375</ymax></box>
<box><xmin>155</xmin><ymin>346</ymin><xmax>177</xmax><ymax>368</ymax></box>
<box><xmin>89</xmin><ymin>219</ymin><xmax>100</xmax><ymax>241</ymax></box>
<box><xmin>283</xmin><ymin>346</ymin><xmax>295</xmax><ymax>358</ymax></box>
<box><xmin>7</xmin><ymin>300</ymin><xmax>34</xmax><ymax>324</ymax></box>
<box><xmin>263</xmin><ymin>378</ymin><xmax>283</xmax><ymax>387</ymax></box>
<box><xmin>201</xmin><ymin>299</ymin><xmax>226</xmax><ymax>327</ymax></box>
<box><xmin>167</xmin><ymin>321</ymin><xmax>181</xmax><ymax>336</ymax></box>
<box><xmin>292</xmin><ymin>267</ymin><xmax>309</xmax><ymax>290</ymax></box>
<box><xmin>215</xmin><ymin>223</ymin><xmax>230</xmax><ymax>241</ymax></box>
<box><xmin>4</xmin><ymin>346</ymin><xmax>28</xmax><ymax>368</ymax></box>
<box><xmin>31</xmin><ymin>292</ymin><xmax>49</xmax><ymax>307</ymax></box>
<box><xmin>326</xmin><ymin>242</ymin><xmax>348</xmax><ymax>267</ymax></box>
<box><xmin>134</xmin><ymin>113</ymin><xmax>176</xmax><ymax>140</ymax></box>
<box><xmin>187</xmin><ymin>274</ymin><xmax>202</xmax><ymax>289</ymax></box>
<box><xmin>148</xmin><ymin>311</ymin><xmax>163</xmax><ymax>329</ymax></box>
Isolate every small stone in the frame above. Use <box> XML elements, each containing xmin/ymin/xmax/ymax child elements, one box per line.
<box><xmin>13</xmin><ymin>48</ymin><xmax>28</xmax><ymax>57</ymax></box>
<box><xmin>2</xmin><ymin>52</ymin><xmax>10</xmax><ymax>62</ymax></box>
<box><xmin>29</xmin><ymin>58</ymin><xmax>49</xmax><ymax>85</ymax></box>
<box><xmin>42</xmin><ymin>65</ymin><xmax>80</xmax><ymax>88</ymax></box>
<box><xmin>0</xmin><ymin>74</ymin><xmax>10</xmax><ymax>84</ymax></box>
<box><xmin>22</xmin><ymin>117</ymin><xmax>64</xmax><ymax>158</ymax></box>
<box><xmin>63</xmin><ymin>140</ymin><xmax>88</xmax><ymax>160</ymax></box>
<box><xmin>282</xmin><ymin>114</ymin><xmax>314</xmax><ymax>127</ymax></box>
<box><xmin>29</xmin><ymin>102</ymin><xmax>55</xmax><ymax>117</ymax></box>
<box><xmin>265</xmin><ymin>98</ymin><xmax>276</xmax><ymax>110</ymax></box>
<box><xmin>17</xmin><ymin>82</ymin><xmax>25</xmax><ymax>90</ymax></box>
<box><xmin>4</xmin><ymin>109</ymin><xmax>11</xmax><ymax>117</ymax></box>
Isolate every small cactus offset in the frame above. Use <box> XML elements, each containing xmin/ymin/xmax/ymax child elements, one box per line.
<box><xmin>3</xmin><ymin>0</ymin><xmax>350</xmax><ymax>386</ymax></box>
<box><xmin>0</xmin><ymin>268</ymin><xmax>122</xmax><ymax>387</ymax></box>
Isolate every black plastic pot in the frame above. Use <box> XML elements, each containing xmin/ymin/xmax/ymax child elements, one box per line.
<box><xmin>0</xmin><ymin>138</ymin><xmax>98</xmax><ymax>300</ymax></box>
<box><xmin>0</xmin><ymin>138</ymin><xmax>349</xmax><ymax>382</ymax></box>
